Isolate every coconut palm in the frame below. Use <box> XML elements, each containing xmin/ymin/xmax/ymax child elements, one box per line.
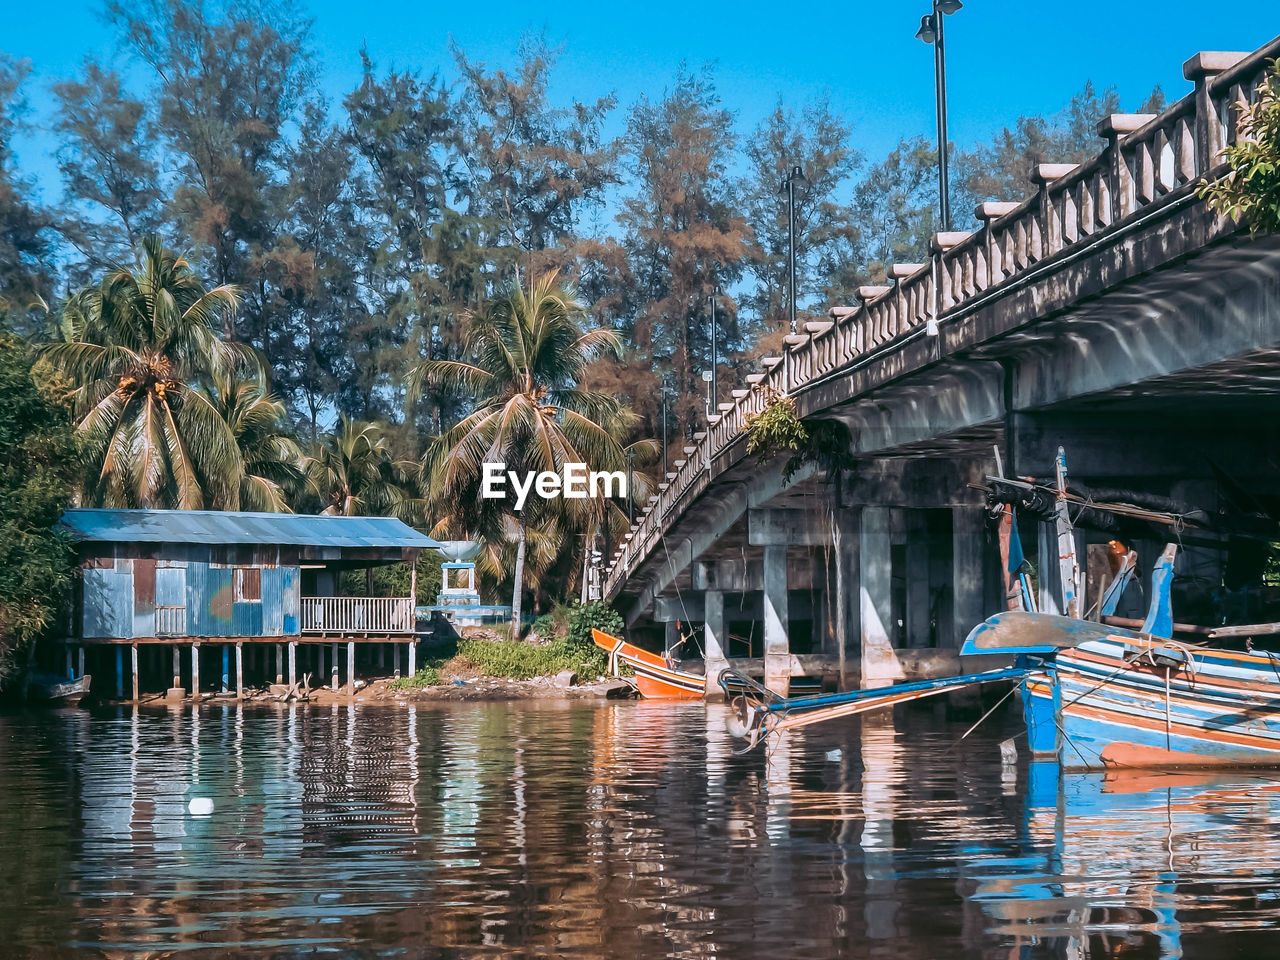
<box><xmin>413</xmin><ymin>270</ymin><xmax>654</xmax><ymax>631</ymax></box>
<box><xmin>208</xmin><ymin>369</ymin><xmax>305</xmax><ymax>512</ymax></box>
<box><xmin>44</xmin><ymin>237</ymin><xmax>257</xmax><ymax>509</ymax></box>
<box><xmin>305</xmin><ymin>415</ymin><xmax>420</xmax><ymax>520</ymax></box>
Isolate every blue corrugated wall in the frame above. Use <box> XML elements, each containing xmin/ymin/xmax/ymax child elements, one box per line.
<box><xmin>79</xmin><ymin>548</ymin><xmax>302</xmax><ymax>639</ymax></box>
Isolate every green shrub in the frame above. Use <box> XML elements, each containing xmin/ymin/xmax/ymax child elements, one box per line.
<box><xmin>566</xmin><ymin>600</ymin><xmax>623</xmax><ymax>648</ymax></box>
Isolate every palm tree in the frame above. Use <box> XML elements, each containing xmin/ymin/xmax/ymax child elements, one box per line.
<box><xmin>44</xmin><ymin>237</ymin><xmax>257</xmax><ymax>509</ymax></box>
<box><xmin>208</xmin><ymin>369</ymin><xmax>305</xmax><ymax>512</ymax></box>
<box><xmin>305</xmin><ymin>415</ymin><xmax>420</xmax><ymax>520</ymax></box>
<box><xmin>413</xmin><ymin>270</ymin><xmax>654</xmax><ymax>632</ymax></box>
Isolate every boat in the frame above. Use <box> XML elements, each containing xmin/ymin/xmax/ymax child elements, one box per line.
<box><xmin>27</xmin><ymin>673</ymin><xmax>92</xmax><ymax>706</ymax></box>
<box><xmin>591</xmin><ymin>628</ymin><xmax>824</xmax><ymax>701</ymax></box>
<box><xmin>724</xmin><ymin>448</ymin><xmax>1280</xmax><ymax>769</ymax></box>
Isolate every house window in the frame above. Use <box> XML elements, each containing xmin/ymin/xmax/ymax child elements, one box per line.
<box><xmin>235</xmin><ymin>567</ymin><xmax>262</xmax><ymax>602</ymax></box>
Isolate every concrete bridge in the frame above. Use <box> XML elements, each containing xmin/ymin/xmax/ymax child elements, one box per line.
<box><xmin>605</xmin><ymin>37</ymin><xmax>1280</xmax><ymax>697</ymax></box>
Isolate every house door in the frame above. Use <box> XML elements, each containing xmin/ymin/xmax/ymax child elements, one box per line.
<box><xmin>156</xmin><ymin>566</ymin><xmax>187</xmax><ymax>636</ymax></box>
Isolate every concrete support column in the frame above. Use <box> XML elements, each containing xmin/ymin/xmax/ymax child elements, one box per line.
<box><xmin>65</xmin><ymin>645</ymin><xmax>73</xmax><ymax>680</ymax></box>
<box><xmin>275</xmin><ymin>643</ymin><xmax>283</xmax><ymax>685</ymax></box>
<box><xmin>191</xmin><ymin>643</ymin><xmax>200</xmax><ymax>700</ymax></box>
<box><xmin>221</xmin><ymin>645</ymin><xmax>230</xmax><ymax>694</ymax></box>
<box><xmin>235</xmin><ymin>643</ymin><xmax>243</xmax><ymax>699</ymax></box>
<box><xmin>347</xmin><ymin>641</ymin><xmax>356</xmax><ymax>693</ymax></box>
<box><xmin>130</xmin><ymin>642</ymin><xmax>139</xmax><ymax>702</ymax></box>
<box><xmin>1037</xmin><ymin>525</ymin><xmax>1061</xmax><ymax>616</ymax></box>
<box><xmin>394</xmin><ymin>644</ymin><xmax>402</xmax><ymax>680</ymax></box>
<box><xmin>703</xmin><ymin>589</ymin><xmax>727</xmax><ymax>700</ymax></box>
<box><xmin>172</xmin><ymin>647</ymin><xmax>181</xmax><ymax>689</ymax></box>
<box><xmin>905</xmin><ymin>510</ymin><xmax>931</xmax><ymax>648</ymax></box>
<box><xmin>860</xmin><ymin>507</ymin><xmax>904</xmax><ymax>689</ymax></box>
<box><xmin>833</xmin><ymin>509</ymin><xmax>861</xmax><ymax>691</ymax></box>
<box><xmin>330</xmin><ymin>642</ymin><xmax>339</xmax><ymax>691</ymax></box>
<box><xmin>288</xmin><ymin>641</ymin><xmax>297</xmax><ymax>687</ymax></box>
<box><xmin>408</xmin><ymin>639</ymin><xmax>416</xmax><ymax>677</ymax></box>
<box><xmin>763</xmin><ymin>544</ymin><xmax>790</xmax><ymax>698</ymax></box>
<box><xmin>77</xmin><ymin>646</ymin><xmax>85</xmax><ymax>680</ymax></box>
<box><xmin>952</xmin><ymin>506</ymin><xmax>987</xmax><ymax>648</ymax></box>
<box><xmin>116</xmin><ymin>647</ymin><xmax>124</xmax><ymax>699</ymax></box>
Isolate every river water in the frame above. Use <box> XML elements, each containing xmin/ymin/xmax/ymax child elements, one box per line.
<box><xmin>1</xmin><ymin>701</ymin><xmax>1279</xmax><ymax>959</ymax></box>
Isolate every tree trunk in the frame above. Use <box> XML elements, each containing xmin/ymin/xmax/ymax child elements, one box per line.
<box><xmin>510</xmin><ymin>516</ymin><xmax>527</xmax><ymax>638</ymax></box>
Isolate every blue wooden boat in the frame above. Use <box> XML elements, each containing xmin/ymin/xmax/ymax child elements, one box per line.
<box><xmin>724</xmin><ymin>449</ymin><xmax>1280</xmax><ymax>769</ymax></box>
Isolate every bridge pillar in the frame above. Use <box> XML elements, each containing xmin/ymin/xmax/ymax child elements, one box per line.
<box><xmin>904</xmin><ymin>510</ymin><xmax>931</xmax><ymax>649</ymax></box>
<box><xmin>703</xmin><ymin>589</ymin><xmax>727</xmax><ymax>701</ymax></box>
<box><xmin>763</xmin><ymin>544</ymin><xmax>791</xmax><ymax>697</ymax></box>
<box><xmin>952</xmin><ymin>506</ymin><xmax>987</xmax><ymax>647</ymax></box>
<box><xmin>860</xmin><ymin>507</ymin><xmax>905</xmax><ymax>689</ymax></box>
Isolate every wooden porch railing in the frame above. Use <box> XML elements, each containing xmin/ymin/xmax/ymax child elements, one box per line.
<box><xmin>604</xmin><ymin>38</ymin><xmax>1280</xmax><ymax>600</ymax></box>
<box><xmin>300</xmin><ymin>597</ymin><xmax>415</xmax><ymax>634</ymax></box>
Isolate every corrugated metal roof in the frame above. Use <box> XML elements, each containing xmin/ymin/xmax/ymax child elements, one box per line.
<box><xmin>59</xmin><ymin>508</ymin><xmax>442</xmax><ymax>549</ymax></box>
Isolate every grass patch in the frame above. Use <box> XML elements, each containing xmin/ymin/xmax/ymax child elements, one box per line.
<box><xmin>454</xmin><ymin>636</ymin><xmax>607</xmax><ymax>681</ymax></box>
<box><xmin>387</xmin><ymin>666</ymin><xmax>442</xmax><ymax>690</ymax></box>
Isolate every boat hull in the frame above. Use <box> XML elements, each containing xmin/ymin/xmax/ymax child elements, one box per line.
<box><xmin>1026</xmin><ymin>639</ymin><xmax>1280</xmax><ymax>769</ymax></box>
<box><xmin>592</xmin><ymin>629</ymin><xmax>704</xmax><ymax>699</ymax></box>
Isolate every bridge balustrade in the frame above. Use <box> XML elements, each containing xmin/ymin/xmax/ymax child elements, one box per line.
<box><xmin>606</xmin><ymin>40</ymin><xmax>1278</xmax><ymax>597</ymax></box>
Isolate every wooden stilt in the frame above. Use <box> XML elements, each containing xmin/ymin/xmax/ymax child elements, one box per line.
<box><xmin>347</xmin><ymin>641</ymin><xmax>355</xmax><ymax>693</ymax></box>
<box><xmin>235</xmin><ymin>643</ymin><xmax>243</xmax><ymax>699</ymax></box>
<box><xmin>130</xmin><ymin>643</ymin><xmax>139</xmax><ymax>702</ymax></box>
<box><xmin>191</xmin><ymin>643</ymin><xmax>200</xmax><ymax>701</ymax></box>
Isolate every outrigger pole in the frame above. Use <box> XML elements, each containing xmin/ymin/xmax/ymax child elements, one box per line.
<box><xmin>720</xmin><ymin>666</ymin><xmax>1031</xmax><ymax>750</ymax></box>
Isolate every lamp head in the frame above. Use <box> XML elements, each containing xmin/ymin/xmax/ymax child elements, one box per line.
<box><xmin>936</xmin><ymin>0</ymin><xmax>962</xmax><ymax>14</ymax></box>
<box><xmin>915</xmin><ymin>14</ymin><xmax>937</xmax><ymax>44</ymax></box>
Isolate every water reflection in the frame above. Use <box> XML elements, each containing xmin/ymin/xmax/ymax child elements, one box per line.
<box><xmin>1</xmin><ymin>702</ymin><xmax>1279</xmax><ymax>957</ymax></box>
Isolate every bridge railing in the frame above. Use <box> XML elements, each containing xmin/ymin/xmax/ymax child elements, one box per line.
<box><xmin>607</xmin><ymin>38</ymin><xmax>1280</xmax><ymax>597</ymax></box>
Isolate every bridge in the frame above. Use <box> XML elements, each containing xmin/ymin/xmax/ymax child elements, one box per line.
<box><xmin>605</xmin><ymin>37</ymin><xmax>1280</xmax><ymax>698</ymax></box>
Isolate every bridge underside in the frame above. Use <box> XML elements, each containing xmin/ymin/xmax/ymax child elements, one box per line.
<box><xmin>612</xmin><ymin>222</ymin><xmax>1280</xmax><ymax>696</ymax></box>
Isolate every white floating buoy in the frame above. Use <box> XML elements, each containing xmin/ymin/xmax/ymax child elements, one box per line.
<box><xmin>825</xmin><ymin>748</ymin><xmax>842</xmax><ymax>762</ymax></box>
<box><xmin>188</xmin><ymin>797</ymin><xmax>214</xmax><ymax>816</ymax></box>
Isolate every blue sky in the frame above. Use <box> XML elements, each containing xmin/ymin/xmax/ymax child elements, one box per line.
<box><xmin>6</xmin><ymin>0</ymin><xmax>1280</xmax><ymax>200</ymax></box>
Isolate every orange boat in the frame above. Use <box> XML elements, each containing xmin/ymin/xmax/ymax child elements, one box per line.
<box><xmin>591</xmin><ymin>628</ymin><xmax>705</xmax><ymax>700</ymax></box>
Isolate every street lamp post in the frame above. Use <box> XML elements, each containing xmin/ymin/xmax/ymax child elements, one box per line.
<box><xmin>916</xmin><ymin>0</ymin><xmax>962</xmax><ymax>231</ymax></box>
<box><xmin>660</xmin><ymin>376</ymin><xmax>673</xmax><ymax>475</ymax></box>
<box><xmin>706</xmin><ymin>286</ymin><xmax>721</xmax><ymax>408</ymax></box>
<box><xmin>780</xmin><ymin>166</ymin><xmax>807</xmax><ymax>335</ymax></box>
